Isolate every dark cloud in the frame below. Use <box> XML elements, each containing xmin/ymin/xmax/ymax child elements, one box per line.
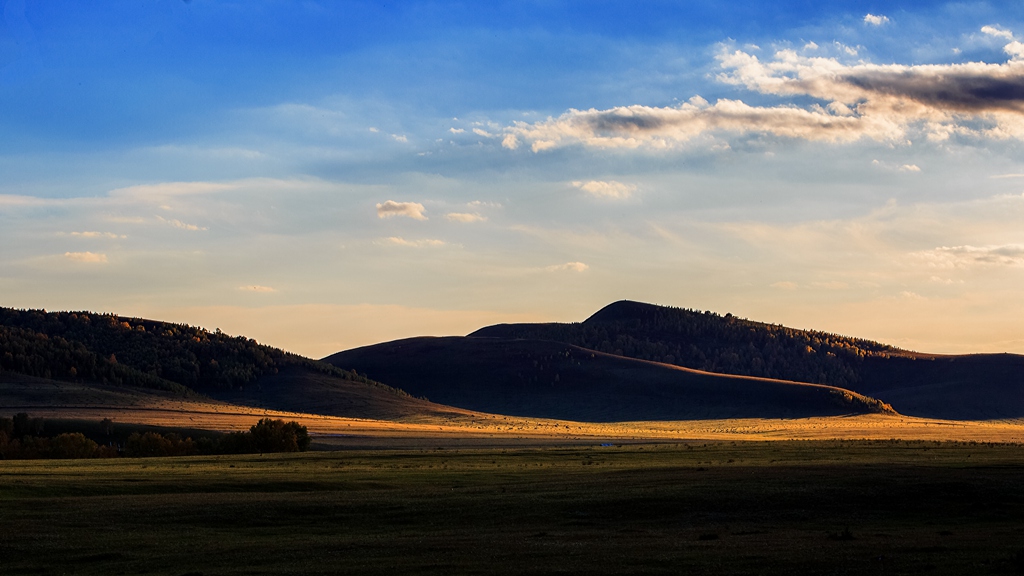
<box><xmin>842</xmin><ymin>71</ymin><xmax>1024</xmax><ymax>113</ymax></box>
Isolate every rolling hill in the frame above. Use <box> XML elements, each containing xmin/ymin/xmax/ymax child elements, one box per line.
<box><xmin>0</xmin><ymin>308</ymin><xmax>463</xmax><ymax>422</ymax></box>
<box><xmin>469</xmin><ymin>300</ymin><xmax>1024</xmax><ymax>419</ymax></box>
<box><xmin>6</xmin><ymin>302</ymin><xmax>1022</xmax><ymax>424</ymax></box>
<box><xmin>323</xmin><ymin>336</ymin><xmax>893</xmax><ymax>421</ymax></box>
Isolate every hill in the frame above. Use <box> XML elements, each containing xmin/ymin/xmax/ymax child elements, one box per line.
<box><xmin>470</xmin><ymin>300</ymin><xmax>1024</xmax><ymax>419</ymax></box>
<box><xmin>0</xmin><ymin>307</ymin><xmax>452</xmax><ymax>421</ymax></box>
<box><xmin>322</xmin><ymin>336</ymin><xmax>893</xmax><ymax>422</ymax></box>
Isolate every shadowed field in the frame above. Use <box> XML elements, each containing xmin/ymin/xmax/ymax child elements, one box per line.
<box><xmin>3</xmin><ymin>442</ymin><xmax>1024</xmax><ymax>575</ymax></box>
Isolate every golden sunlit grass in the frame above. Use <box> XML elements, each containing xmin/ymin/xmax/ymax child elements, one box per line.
<box><xmin>5</xmin><ymin>383</ymin><xmax>1024</xmax><ymax>445</ymax></box>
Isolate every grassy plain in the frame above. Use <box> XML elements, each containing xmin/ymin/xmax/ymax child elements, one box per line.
<box><xmin>3</xmin><ymin>441</ymin><xmax>1024</xmax><ymax>575</ymax></box>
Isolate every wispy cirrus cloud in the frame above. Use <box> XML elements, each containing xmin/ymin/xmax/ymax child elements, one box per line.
<box><xmin>380</xmin><ymin>236</ymin><xmax>446</xmax><ymax>247</ymax></box>
<box><xmin>445</xmin><ymin>212</ymin><xmax>487</xmax><ymax>223</ymax></box>
<box><xmin>502</xmin><ymin>29</ymin><xmax>1024</xmax><ymax>152</ymax></box>
<box><xmin>376</xmin><ymin>200</ymin><xmax>427</xmax><ymax>220</ymax></box>
<box><xmin>63</xmin><ymin>231</ymin><xmax>127</xmax><ymax>239</ymax></box>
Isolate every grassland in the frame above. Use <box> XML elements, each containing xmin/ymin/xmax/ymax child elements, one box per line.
<box><xmin>3</xmin><ymin>441</ymin><xmax>1024</xmax><ymax>575</ymax></box>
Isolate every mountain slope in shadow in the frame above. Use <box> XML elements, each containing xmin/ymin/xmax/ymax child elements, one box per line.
<box><xmin>470</xmin><ymin>300</ymin><xmax>1024</xmax><ymax>420</ymax></box>
<box><xmin>323</xmin><ymin>336</ymin><xmax>893</xmax><ymax>422</ymax></box>
<box><xmin>207</xmin><ymin>366</ymin><xmax>476</xmax><ymax>421</ymax></box>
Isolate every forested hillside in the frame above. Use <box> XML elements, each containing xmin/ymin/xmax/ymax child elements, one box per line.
<box><xmin>0</xmin><ymin>308</ymin><xmax>399</xmax><ymax>396</ymax></box>
<box><xmin>472</xmin><ymin>300</ymin><xmax>910</xmax><ymax>389</ymax></box>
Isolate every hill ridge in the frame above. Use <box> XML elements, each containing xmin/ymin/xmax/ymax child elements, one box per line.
<box><xmin>324</xmin><ymin>335</ymin><xmax>894</xmax><ymax>422</ymax></box>
<box><xmin>469</xmin><ymin>300</ymin><xmax>1024</xmax><ymax>419</ymax></box>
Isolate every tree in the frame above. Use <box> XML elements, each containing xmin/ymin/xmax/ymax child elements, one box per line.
<box><xmin>49</xmin><ymin>433</ymin><xmax>99</xmax><ymax>459</ymax></box>
<box><xmin>248</xmin><ymin>418</ymin><xmax>311</xmax><ymax>453</ymax></box>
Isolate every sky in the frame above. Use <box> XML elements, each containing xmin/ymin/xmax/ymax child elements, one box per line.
<box><xmin>3</xmin><ymin>1</ymin><xmax>1024</xmax><ymax>358</ymax></box>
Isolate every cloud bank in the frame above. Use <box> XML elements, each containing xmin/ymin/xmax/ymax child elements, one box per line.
<box><xmin>504</xmin><ymin>30</ymin><xmax>1024</xmax><ymax>151</ymax></box>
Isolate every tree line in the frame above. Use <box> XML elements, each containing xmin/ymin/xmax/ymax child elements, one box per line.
<box><xmin>0</xmin><ymin>414</ymin><xmax>311</xmax><ymax>459</ymax></box>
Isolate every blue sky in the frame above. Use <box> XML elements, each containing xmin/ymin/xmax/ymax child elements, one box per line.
<box><xmin>3</xmin><ymin>0</ymin><xmax>1024</xmax><ymax>357</ymax></box>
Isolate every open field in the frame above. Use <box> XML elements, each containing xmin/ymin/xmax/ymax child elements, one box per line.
<box><xmin>3</xmin><ymin>442</ymin><xmax>1024</xmax><ymax>575</ymax></box>
<box><xmin>6</xmin><ymin>372</ymin><xmax>1024</xmax><ymax>444</ymax></box>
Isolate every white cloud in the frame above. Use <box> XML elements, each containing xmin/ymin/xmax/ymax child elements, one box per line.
<box><xmin>391</xmin><ymin>134</ymin><xmax>408</xmax><ymax>143</ymax></box>
<box><xmin>376</xmin><ymin>200</ymin><xmax>427</xmax><ymax>220</ymax></box>
<box><xmin>501</xmin><ymin>134</ymin><xmax>520</xmax><ymax>150</ymax></box>
<box><xmin>900</xmin><ymin>164</ymin><xmax>922</xmax><ymax>172</ymax></box>
<box><xmin>239</xmin><ymin>285</ymin><xmax>277</xmax><ymax>292</ymax></box>
<box><xmin>571</xmin><ymin>180</ymin><xmax>637</xmax><ymax>199</ymax></box>
<box><xmin>64</xmin><ymin>251</ymin><xmax>108</xmax><ymax>263</ymax></box>
<box><xmin>982</xmin><ymin>25</ymin><xmax>1014</xmax><ymax>41</ymax></box>
<box><xmin>449</xmin><ymin>127</ymin><xmax>465</xmax><ymax>134</ymax></box>
<box><xmin>864</xmin><ymin>14</ymin><xmax>889</xmax><ymax>26</ymax></box>
<box><xmin>472</xmin><ymin>128</ymin><xmax>493</xmax><ymax>137</ymax></box>
<box><xmin>381</xmin><ymin>236</ymin><xmax>446</xmax><ymax>248</ymax></box>
<box><xmin>545</xmin><ymin>261</ymin><xmax>589</xmax><ymax>272</ymax></box>
<box><xmin>445</xmin><ymin>212</ymin><xmax>487</xmax><ymax>223</ymax></box>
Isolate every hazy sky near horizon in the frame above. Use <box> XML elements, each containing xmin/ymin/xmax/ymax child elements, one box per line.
<box><xmin>3</xmin><ymin>0</ymin><xmax>1024</xmax><ymax>357</ymax></box>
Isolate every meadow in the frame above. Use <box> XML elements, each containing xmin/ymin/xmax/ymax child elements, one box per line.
<box><xmin>3</xmin><ymin>440</ymin><xmax>1024</xmax><ymax>575</ymax></box>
